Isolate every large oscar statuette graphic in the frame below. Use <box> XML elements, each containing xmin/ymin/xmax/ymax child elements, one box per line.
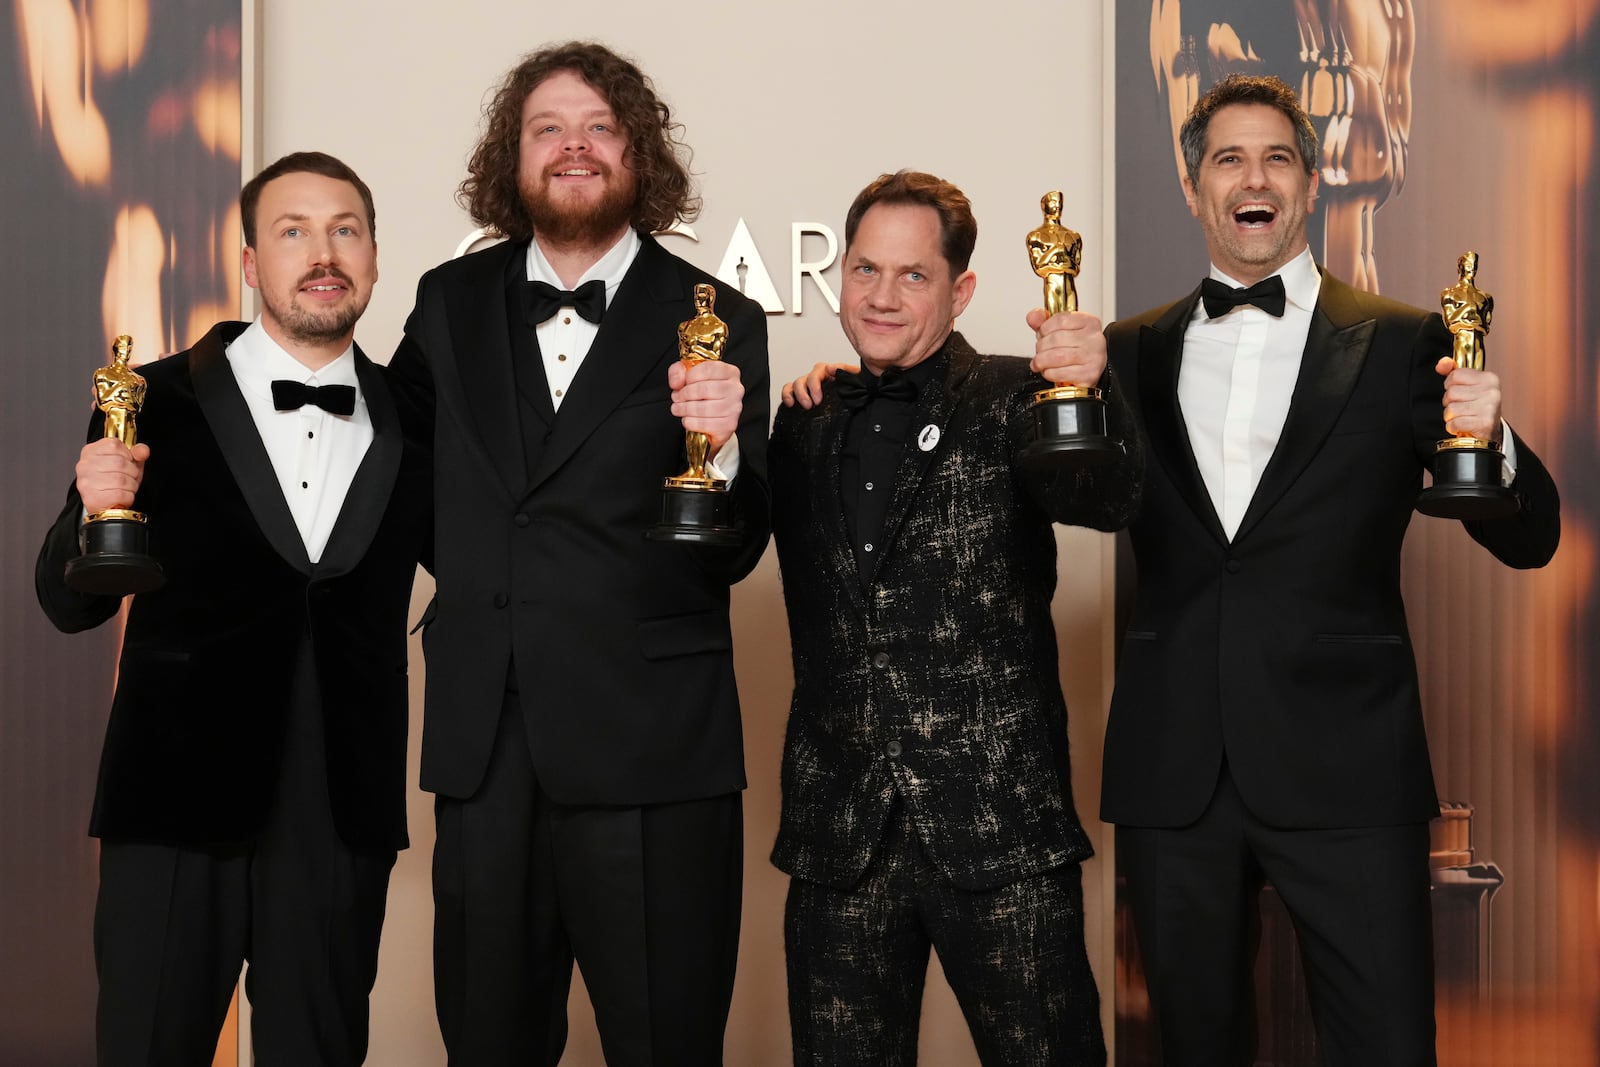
<box><xmin>1018</xmin><ymin>190</ymin><xmax>1121</xmax><ymax>468</ymax></box>
<box><xmin>647</xmin><ymin>283</ymin><xmax>741</xmax><ymax>546</ymax></box>
<box><xmin>65</xmin><ymin>334</ymin><xmax>166</xmax><ymax>595</ymax></box>
<box><xmin>1415</xmin><ymin>251</ymin><xmax>1518</xmax><ymax>519</ymax></box>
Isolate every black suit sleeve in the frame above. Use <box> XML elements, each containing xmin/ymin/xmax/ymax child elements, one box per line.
<box><xmin>387</xmin><ymin>275</ymin><xmax>438</xmax><ymax>437</ymax></box>
<box><xmin>1406</xmin><ymin>312</ymin><xmax>1560</xmax><ymax>569</ymax></box>
<box><xmin>35</xmin><ymin>408</ymin><xmax>124</xmax><ymax>634</ymax></box>
<box><xmin>1465</xmin><ymin>427</ymin><xmax>1560</xmax><ymax>568</ymax></box>
<box><xmin>1013</xmin><ymin>361</ymin><xmax>1145</xmax><ymax>532</ymax></box>
<box><xmin>690</xmin><ymin>292</ymin><xmax>771</xmax><ymax>584</ymax></box>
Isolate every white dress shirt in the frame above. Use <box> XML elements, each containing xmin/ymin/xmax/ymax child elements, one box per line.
<box><xmin>1178</xmin><ymin>248</ymin><xmax>1516</xmax><ymax>542</ymax></box>
<box><xmin>526</xmin><ymin>232</ymin><xmax>740</xmax><ymax>478</ymax></box>
<box><xmin>1179</xmin><ymin>248</ymin><xmax>1321</xmax><ymax>540</ymax></box>
<box><xmin>226</xmin><ymin>319</ymin><xmax>372</xmax><ymax>563</ymax></box>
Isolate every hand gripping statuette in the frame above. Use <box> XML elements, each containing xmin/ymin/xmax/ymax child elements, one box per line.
<box><xmin>1018</xmin><ymin>190</ymin><xmax>1121</xmax><ymax>469</ymax></box>
<box><xmin>65</xmin><ymin>334</ymin><xmax>166</xmax><ymax>595</ymax></box>
<box><xmin>647</xmin><ymin>284</ymin><xmax>742</xmax><ymax>545</ymax></box>
<box><xmin>1416</xmin><ymin>251</ymin><xmax>1517</xmax><ymax>519</ymax></box>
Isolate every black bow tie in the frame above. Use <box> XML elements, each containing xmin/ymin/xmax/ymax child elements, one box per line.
<box><xmin>524</xmin><ymin>278</ymin><xmax>607</xmax><ymax>325</ymax></box>
<box><xmin>1201</xmin><ymin>275</ymin><xmax>1287</xmax><ymax>318</ymax></box>
<box><xmin>835</xmin><ymin>369</ymin><xmax>918</xmax><ymax>411</ymax></box>
<box><xmin>271</xmin><ymin>379</ymin><xmax>356</xmax><ymax>416</ymax></box>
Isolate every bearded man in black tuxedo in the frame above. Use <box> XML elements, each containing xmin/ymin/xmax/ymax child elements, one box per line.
<box><xmin>386</xmin><ymin>41</ymin><xmax>769</xmax><ymax>1066</ymax></box>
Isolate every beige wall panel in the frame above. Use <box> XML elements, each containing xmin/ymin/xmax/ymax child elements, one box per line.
<box><xmin>260</xmin><ymin>3</ymin><xmax>1116</xmax><ymax>1063</ymax></box>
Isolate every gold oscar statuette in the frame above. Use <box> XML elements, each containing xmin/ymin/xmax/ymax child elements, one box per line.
<box><xmin>1017</xmin><ymin>190</ymin><xmax>1121</xmax><ymax>469</ymax></box>
<box><xmin>1415</xmin><ymin>251</ymin><xmax>1518</xmax><ymax>519</ymax></box>
<box><xmin>64</xmin><ymin>335</ymin><xmax>167</xmax><ymax>595</ymax></box>
<box><xmin>646</xmin><ymin>283</ymin><xmax>742</xmax><ymax>545</ymax></box>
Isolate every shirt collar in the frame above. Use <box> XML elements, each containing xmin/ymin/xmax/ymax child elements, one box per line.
<box><xmin>1207</xmin><ymin>246</ymin><xmax>1321</xmax><ymax>314</ymax></box>
<box><xmin>526</xmin><ymin>228</ymin><xmax>642</xmax><ymax>307</ymax></box>
<box><xmin>226</xmin><ymin>318</ymin><xmax>359</xmax><ymax>402</ymax></box>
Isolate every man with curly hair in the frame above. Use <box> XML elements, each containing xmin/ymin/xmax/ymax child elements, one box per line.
<box><xmin>388</xmin><ymin>41</ymin><xmax>770</xmax><ymax>1065</ymax></box>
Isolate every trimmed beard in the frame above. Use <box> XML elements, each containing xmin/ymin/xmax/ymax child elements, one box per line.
<box><xmin>520</xmin><ymin>166</ymin><xmax>638</xmax><ymax>248</ymax></box>
<box><xmin>266</xmin><ymin>268</ymin><xmax>369</xmax><ymax>346</ymax></box>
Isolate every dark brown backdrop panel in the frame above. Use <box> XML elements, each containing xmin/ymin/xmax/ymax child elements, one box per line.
<box><xmin>1</xmin><ymin>3</ymin><xmax>241</xmax><ymax>1061</ymax></box>
<box><xmin>1116</xmin><ymin>2</ymin><xmax>1600</xmax><ymax>1063</ymax></box>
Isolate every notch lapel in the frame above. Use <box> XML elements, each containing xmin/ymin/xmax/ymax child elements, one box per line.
<box><xmin>874</xmin><ymin>339</ymin><xmax>972</xmax><ymax>570</ymax></box>
<box><xmin>190</xmin><ymin>324</ymin><xmax>312</xmax><ymax>575</ymax></box>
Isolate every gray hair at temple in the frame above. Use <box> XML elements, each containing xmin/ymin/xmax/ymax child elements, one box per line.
<box><xmin>1178</xmin><ymin>74</ymin><xmax>1319</xmax><ymax>185</ymax></box>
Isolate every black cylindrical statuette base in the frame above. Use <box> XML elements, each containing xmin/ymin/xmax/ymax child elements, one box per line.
<box><xmin>65</xmin><ymin>517</ymin><xmax>166</xmax><ymax>596</ymax></box>
<box><xmin>1019</xmin><ymin>394</ymin><xmax>1124</xmax><ymax>470</ymax></box>
<box><xmin>647</xmin><ymin>486</ymin><xmax>741</xmax><ymax>546</ymax></box>
<box><xmin>1416</xmin><ymin>444</ymin><xmax>1518</xmax><ymax>520</ymax></box>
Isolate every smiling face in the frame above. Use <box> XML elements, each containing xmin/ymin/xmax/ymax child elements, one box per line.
<box><xmin>1182</xmin><ymin>102</ymin><xmax>1318</xmax><ymax>285</ymax></box>
<box><xmin>839</xmin><ymin>202</ymin><xmax>976</xmax><ymax>375</ymax></box>
<box><xmin>242</xmin><ymin>170</ymin><xmax>377</xmax><ymax>362</ymax></box>
<box><xmin>517</xmin><ymin>68</ymin><xmax>638</xmax><ymax>250</ymax></box>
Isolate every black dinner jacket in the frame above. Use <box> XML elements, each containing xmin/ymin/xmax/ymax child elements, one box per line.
<box><xmin>35</xmin><ymin>321</ymin><xmax>432</xmax><ymax>850</ymax></box>
<box><xmin>1101</xmin><ymin>271</ymin><xmax>1560</xmax><ymax>830</ymax></box>
<box><xmin>769</xmin><ymin>333</ymin><xmax>1142</xmax><ymax>891</ymax></box>
<box><xmin>387</xmin><ymin>234</ymin><xmax>771</xmax><ymax>806</ymax></box>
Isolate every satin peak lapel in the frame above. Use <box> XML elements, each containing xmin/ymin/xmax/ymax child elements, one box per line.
<box><xmin>1233</xmin><ymin>277</ymin><xmax>1375</xmax><ymax>541</ymax></box>
<box><xmin>1138</xmin><ymin>291</ymin><xmax>1228</xmax><ymax>544</ymax></box>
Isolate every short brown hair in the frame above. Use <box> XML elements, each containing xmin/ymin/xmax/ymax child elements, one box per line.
<box><xmin>844</xmin><ymin>171</ymin><xmax>977</xmax><ymax>275</ymax></box>
<box><xmin>459</xmin><ymin>41</ymin><xmax>699</xmax><ymax>241</ymax></box>
<box><xmin>1179</xmin><ymin>74</ymin><xmax>1318</xmax><ymax>184</ymax></box>
<box><xmin>240</xmin><ymin>151</ymin><xmax>376</xmax><ymax>247</ymax></box>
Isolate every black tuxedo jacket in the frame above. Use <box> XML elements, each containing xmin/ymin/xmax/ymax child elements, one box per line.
<box><xmin>388</xmin><ymin>235</ymin><xmax>770</xmax><ymax>805</ymax></box>
<box><xmin>1102</xmin><ymin>271</ymin><xmax>1560</xmax><ymax>830</ymax></box>
<box><xmin>769</xmin><ymin>333</ymin><xmax>1142</xmax><ymax>891</ymax></box>
<box><xmin>35</xmin><ymin>321</ymin><xmax>431</xmax><ymax>850</ymax></box>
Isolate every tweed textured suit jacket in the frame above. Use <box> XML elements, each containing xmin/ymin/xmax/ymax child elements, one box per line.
<box><xmin>770</xmin><ymin>332</ymin><xmax>1142</xmax><ymax>891</ymax></box>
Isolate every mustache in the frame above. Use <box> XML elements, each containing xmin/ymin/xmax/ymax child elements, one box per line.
<box><xmin>297</xmin><ymin>267</ymin><xmax>354</xmax><ymax>289</ymax></box>
<box><xmin>544</xmin><ymin>157</ymin><xmax>610</xmax><ymax>179</ymax></box>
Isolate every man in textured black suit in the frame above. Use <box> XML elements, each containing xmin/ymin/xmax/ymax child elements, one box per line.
<box><xmin>385</xmin><ymin>42</ymin><xmax>769</xmax><ymax>1065</ymax></box>
<box><xmin>772</xmin><ymin>171</ymin><xmax>1140</xmax><ymax>1065</ymax></box>
<box><xmin>1088</xmin><ymin>76</ymin><xmax>1561</xmax><ymax>1065</ymax></box>
<box><xmin>36</xmin><ymin>153</ymin><xmax>430</xmax><ymax>1065</ymax></box>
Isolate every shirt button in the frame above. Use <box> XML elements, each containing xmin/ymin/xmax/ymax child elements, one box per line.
<box><xmin>300</xmin><ymin>481</ymin><xmax>309</xmax><ymax>489</ymax></box>
<box><xmin>885</xmin><ymin>740</ymin><xmax>903</xmax><ymax>758</ymax></box>
<box><xmin>307</xmin><ymin>431</ymin><xmax>314</xmax><ymax>440</ymax></box>
<box><xmin>558</xmin><ymin>353</ymin><xmax>568</xmax><ymax>361</ymax></box>
<box><xmin>492</xmin><ymin>593</ymin><xmax>508</xmax><ymax>609</ymax></box>
<box><xmin>873</xmin><ymin>423</ymin><xmax>883</xmax><ymax>432</ymax></box>
<box><xmin>563</xmin><ymin>316</ymin><xmax>572</xmax><ymax>325</ymax></box>
<box><xmin>514</xmin><ymin>513</ymin><xmax>531</xmax><ymax>528</ymax></box>
<box><xmin>865</xmin><ymin>481</ymin><xmax>875</xmax><ymax>490</ymax></box>
<box><xmin>863</xmin><ymin>543</ymin><xmax>874</xmax><ymax>553</ymax></box>
<box><xmin>555</xmin><ymin>388</ymin><xmax>564</xmax><ymax>398</ymax></box>
<box><xmin>871</xmin><ymin>651</ymin><xmax>890</xmax><ymax>669</ymax></box>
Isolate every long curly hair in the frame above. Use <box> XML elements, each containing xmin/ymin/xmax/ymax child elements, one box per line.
<box><xmin>459</xmin><ymin>41</ymin><xmax>700</xmax><ymax>241</ymax></box>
